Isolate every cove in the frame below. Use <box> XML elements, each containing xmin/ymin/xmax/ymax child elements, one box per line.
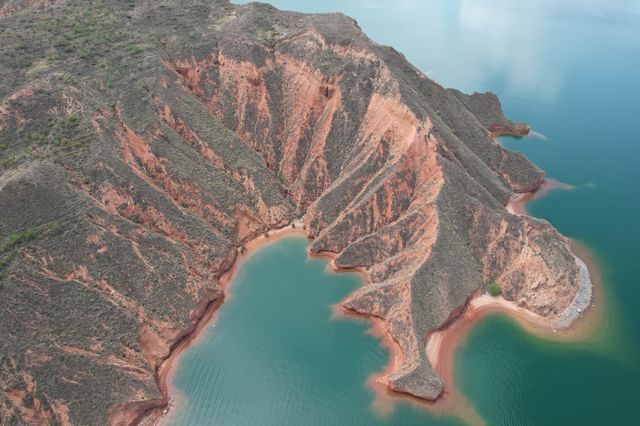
<box><xmin>165</xmin><ymin>0</ymin><xmax>640</xmax><ymax>425</ymax></box>
<box><xmin>167</xmin><ymin>236</ymin><xmax>463</xmax><ymax>426</ymax></box>
<box><xmin>230</xmin><ymin>0</ymin><xmax>640</xmax><ymax>425</ymax></box>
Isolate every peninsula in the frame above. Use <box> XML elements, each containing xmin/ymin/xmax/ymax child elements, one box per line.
<box><xmin>0</xmin><ymin>0</ymin><xmax>590</xmax><ymax>424</ymax></box>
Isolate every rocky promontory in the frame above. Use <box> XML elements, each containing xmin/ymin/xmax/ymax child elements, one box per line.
<box><xmin>0</xmin><ymin>1</ymin><xmax>587</xmax><ymax>424</ymax></box>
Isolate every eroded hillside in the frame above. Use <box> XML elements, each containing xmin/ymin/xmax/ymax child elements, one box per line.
<box><xmin>0</xmin><ymin>1</ymin><xmax>585</xmax><ymax>424</ymax></box>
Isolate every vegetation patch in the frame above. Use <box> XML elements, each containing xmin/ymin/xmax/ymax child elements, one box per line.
<box><xmin>0</xmin><ymin>113</ymin><xmax>95</xmax><ymax>171</ymax></box>
<box><xmin>1</xmin><ymin>229</ymin><xmax>39</xmax><ymax>253</ymax></box>
<box><xmin>487</xmin><ymin>281</ymin><xmax>502</xmax><ymax>297</ymax></box>
<box><xmin>0</xmin><ymin>228</ymin><xmax>39</xmax><ymax>277</ymax></box>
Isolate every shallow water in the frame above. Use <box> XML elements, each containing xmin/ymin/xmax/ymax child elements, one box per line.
<box><xmin>170</xmin><ymin>237</ymin><xmax>462</xmax><ymax>425</ymax></box>
<box><xmin>172</xmin><ymin>1</ymin><xmax>640</xmax><ymax>424</ymax></box>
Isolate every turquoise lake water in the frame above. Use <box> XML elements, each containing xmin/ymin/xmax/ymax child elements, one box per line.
<box><xmin>171</xmin><ymin>1</ymin><xmax>640</xmax><ymax>424</ymax></box>
<box><xmin>170</xmin><ymin>237</ymin><xmax>463</xmax><ymax>425</ymax></box>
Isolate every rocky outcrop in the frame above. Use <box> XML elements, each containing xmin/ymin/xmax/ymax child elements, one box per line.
<box><xmin>0</xmin><ymin>0</ymin><xmax>584</xmax><ymax>423</ymax></box>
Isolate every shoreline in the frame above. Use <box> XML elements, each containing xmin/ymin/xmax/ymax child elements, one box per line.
<box><xmin>343</xmin><ymin>177</ymin><xmax>603</xmax><ymax>425</ymax></box>
<box><xmin>139</xmin><ymin>222</ymin><xmax>307</xmax><ymax>426</ymax></box>
<box><xmin>139</xmin><ymin>178</ymin><xmax>603</xmax><ymax>426</ymax></box>
<box><xmin>415</xmin><ymin>239</ymin><xmax>603</xmax><ymax>424</ymax></box>
<box><xmin>415</xmin><ymin>180</ymin><xmax>603</xmax><ymax>423</ymax></box>
<box><xmin>506</xmin><ymin>177</ymin><xmax>574</xmax><ymax>216</ymax></box>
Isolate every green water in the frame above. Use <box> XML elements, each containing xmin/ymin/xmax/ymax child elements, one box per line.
<box><xmin>170</xmin><ymin>237</ymin><xmax>463</xmax><ymax>426</ymax></box>
<box><xmin>172</xmin><ymin>1</ymin><xmax>640</xmax><ymax>424</ymax></box>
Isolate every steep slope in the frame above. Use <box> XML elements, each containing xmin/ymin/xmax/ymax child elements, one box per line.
<box><xmin>0</xmin><ymin>1</ymin><xmax>587</xmax><ymax>424</ymax></box>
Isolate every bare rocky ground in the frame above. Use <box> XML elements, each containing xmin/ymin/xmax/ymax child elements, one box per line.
<box><xmin>0</xmin><ymin>1</ymin><xmax>584</xmax><ymax>424</ymax></box>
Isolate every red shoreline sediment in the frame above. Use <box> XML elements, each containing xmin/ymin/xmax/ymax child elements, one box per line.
<box><xmin>137</xmin><ymin>178</ymin><xmax>602</xmax><ymax>426</ymax></box>
<box><xmin>336</xmin><ymin>301</ymin><xmax>486</xmax><ymax>425</ymax></box>
<box><xmin>489</xmin><ymin>123</ymin><xmax>530</xmax><ymax>139</ymax></box>
<box><xmin>136</xmin><ymin>223</ymin><xmax>307</xmax><ymax>426</ymax></box>
<box><xmin>341</xmin><ymin>172</ymin><xmax>601</xmax><ymax>425</ymax></box>
<box><xmin>413</xmin><ymin>181</ymin><xmax>604</xmax><ymax>425</ymax></box>
<box><xmin>416</xmin><ymin>239</ymin><xmax>603</xmax><ymax>424</ymax></box>
<box><xmin>507</xmin><ymin>177</ymin><xmax>574</xmax><ymax>216</ymax></box>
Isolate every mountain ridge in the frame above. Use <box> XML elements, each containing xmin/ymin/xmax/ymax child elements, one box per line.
<box><xmin>0</xmin><ymin>1</ymin><xmax>586</xmax><ymax>424</ymax></box>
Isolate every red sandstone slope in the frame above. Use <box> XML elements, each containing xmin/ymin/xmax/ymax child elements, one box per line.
<box><xmin>0</xmin><ymin>1</ymin><xmax>589</xmax><ymax>423</ymax></box>
<box><xmin>164</xmin><ymin>10</ymin><xmax>585</xmax><ymax>400</ymax></box>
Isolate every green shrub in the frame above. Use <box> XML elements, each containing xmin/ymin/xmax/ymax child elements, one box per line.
<box><xmin>1</xmin><ymin>229</ymin><xmax>38</xmax><ymax>253</ymax></box>
<box><xmin>49</xmin><ymin>220</ymin><xmax>61</xmax><ymax>234</ymax></box>
<box><xmin>67</xmin><ymin>115</ymin><xmax>80</xmax><ymax>126</ymax></box>
<box><xmin>28</xmin><ymin>130</ymin><xmax>49</xmax><ymax>145</ymax></box>
<box><xmin>487</xmin><ymin>281</ymin><xmax>502</xmax><ymax>297</ymax></box>
<box><xmin>0</xmin><ymin>157</ymin><xmax>17</xmax><ymax>169</ymax></box>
